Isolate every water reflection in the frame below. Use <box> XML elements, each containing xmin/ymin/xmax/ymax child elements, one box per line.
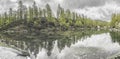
<box><xmin>110</xmin><ymin>31</ymin><xmax>120</xmax><ymax>43</ymax></box>
<box><xmin>0</xmin><ymin>31</ymin><xmax>120</xmax><ymax>59</ymax></box>
<box><xmin>35</xmin><ymin>33</ymin><xmax>120</xmax><ymax>59</ymax></box>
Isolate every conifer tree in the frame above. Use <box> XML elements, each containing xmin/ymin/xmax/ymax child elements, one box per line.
<box><xmin>33</xmin><ymin>1</ymin><xmax>38</xmax><ymax>18</ymax></box>
<box><xmin>39</xmin><ymin>8</ymin><xmax>42</xmax><ymax>17</ymax></box>
<box><xmin>45</xmin><ymin>4</ymin><xmax>52</xmax><ymax>19</ymax></box>
<box><xmin>0</xmin><ymin>15</ymin><xmax>2</xmax><ymax>26</ymax></box>
<box><xmin>57</xmin><ymin>4</ymin><xmax>62</xmax><ymax>19</ymax></box>
<box><xmin>65</xmin><ymin>9</ymin><xmax>71</xmax><ymax>19</ymax></box>
<box><xmin>9</xmin><ymin>8</ymin><xmax>13</xmax><ymax>21</ymax></box>
<box><xmin>28</xmin><ymin>7</ymin><xmax>33</xmax><ymax>21</ymax></box>
<box><xmin>18</xmin><ymin>1</ymin><xmax>23</xmax><ymax>20</ymax></box>
<box><xmin>43</xmin><ymin>9</ymin><xmax>46</xmax><ymax>17</ymax></box>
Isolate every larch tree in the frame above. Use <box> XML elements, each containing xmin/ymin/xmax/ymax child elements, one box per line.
<box><xmin>9</xmin><ymin>8</ymin><xmax>13</xmax><ymax>22</ymax></box>
<box><xmin>28</xmin><ymin>7</ymin><xmax>34</xmax><ymax>21</ymax></box>
<box><xmin>18</xmin><ymin>1</ymin><xmax>23</xmax><ymax>20</ymax></box>
<box><xmin>0</xmin><ymin>15</ymin><xmax>2</xmax><ymax>26</ymax></box>
<box><xmin>57</xmin><ymin>4</ymin><xmax>62</xmax><ymax>19</ymax></box>
<box><xmin>33</xmin><ymin>1</ymin><xmax>38</xmax><ymax>18</ymax></box>
<box><xmin>43</xmin><ymin>9</ymin><xmax>46</xmax><ymax>17</ymax></box>
<box><xmin>39</xmin><ymin>8</ymin><xmax>42</xmax><ymax>18</ymax></box>
<box><xmin>46</xmin><ymin>4</ymin><xmax>52</xmax><ymax>21</ymax></box>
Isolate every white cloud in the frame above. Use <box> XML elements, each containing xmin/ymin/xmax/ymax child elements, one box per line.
<box><xmin>10</xmin><ymin>0</ymin><xmax>17</xmax><ymax>2</ymax></box>
<box><xmin>74</xmin><ymin>1</ymin><xmax>120</xmax><ymax>21</ymax></box>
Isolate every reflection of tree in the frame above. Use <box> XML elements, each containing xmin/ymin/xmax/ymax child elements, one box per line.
<box><xmin>110</xmin><ymin>31</ymin><xmax>120</xmax><ymax>43</ymax></box>
<box><xmin>0</xmin><ymin>30</ymin><xmax>107</xmax><ymax>56</ymax></box>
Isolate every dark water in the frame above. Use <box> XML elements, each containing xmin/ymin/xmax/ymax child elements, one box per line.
<box><xmin>0</xmin><ymin>30</ymin><xmax>120</xmax><ymax>59</ymax></box>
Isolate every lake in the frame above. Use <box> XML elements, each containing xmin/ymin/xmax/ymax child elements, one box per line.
<box><xmin>0</xmin><ymin>30</ymin><xmax>120</xmax><ymax>59</ymax></box>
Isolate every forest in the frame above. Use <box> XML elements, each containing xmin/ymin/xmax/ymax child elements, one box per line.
<box><xmin>0</xmin><ymin>1</ymin><xmax>117</xmax><ymax>31</ymax></box>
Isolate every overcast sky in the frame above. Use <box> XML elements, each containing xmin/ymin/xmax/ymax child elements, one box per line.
<box><xmin>0</xmin><ymin>0</ymin><xmax>120</xmax><ymax>21</ymax></box>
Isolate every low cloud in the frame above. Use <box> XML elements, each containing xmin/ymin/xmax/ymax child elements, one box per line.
<box><xmin>75</xmin><ymin>1</ymin><xmax>120</xmax><ymax>21</ymax></box>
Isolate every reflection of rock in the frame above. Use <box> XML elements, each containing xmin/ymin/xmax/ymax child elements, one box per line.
<box><xmin>0</xmin><ymin>46</ymin><xmax>36</xmax><ymax>59</ymax></box>
<box><xmin>0</xmin><ymin>47</ymin><xmax>27</xmax><ymax>59</ymax></box>
<box><xmin>17</xmin><ymin>51</ymin><xmax>30</xmax><ymax>57</ymax></box>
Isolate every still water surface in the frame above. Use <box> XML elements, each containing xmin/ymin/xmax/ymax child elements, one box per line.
<box><xmin>0</xmin><ymin>30</ymin><xmax>120</xmax><ymax>59</ymax></box>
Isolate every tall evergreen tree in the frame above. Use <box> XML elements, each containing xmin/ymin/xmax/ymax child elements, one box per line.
<box><xmin>18</xmin><ymin>1</ymin><xmax>26</xmax><ymax>20</ymax></box>
<box><xmin>57</xmin><ymin>4</ymin><xmax>62</xmax><ymax>19</ymax></box>
<box><xmin>9</xmin><ymin>8</ymin><xmax>13</xmax><ymax>22</ymax></box>
<box><xmin>0</xmin><ymin>15</ymin><xmax>2</xmax><ymax>26</ymax></box>
<box><xmin>39</xmin><ymin>8</ymin><xmax>42</xmax><ymax>18</ymax></box>
<box><xmin>110</xmin><ymin>14</ymin><xmax>116</xmax><ymax>28</ymax></box>
<box><xmin>4</xmin><ymin>12</ymin><xmax>8</xmax><ymax>25</ymax></box>
<box><xmin>18</xmin><ymin>1</ymin><xmax>23</xmax><ymax>20</ymax></box>
<box><xmin>24</xmin><ymin>7</ymin><xmax>27</xmax><ymax>20</ymax></box>
<box><xmin>46</xmin><ymin>4</ymin><xmax>52</xmax><ymax>18</ymax></box>
<box><xmin>28</xmin><ymin>7</ymin><xmax>34</xmax><ymax>21</ymax></box>
<box><xmin>65</xmin><ymin>9</ymin><xmax>71</xmax><ymax>19</ymax></box>
<box><xmin>33</xmin><ymin>1</ymin><xmax>38</xmax><ymax>18</ymax></box>
<box><xmin>43</xmin><ymin>9</ymin><xmax>46</xmax><ymax>17</ymax></box>
<box><xmin>9</xmin><ymin>8</ymin><xmax>13</xmax><ymax>18</ymax></box>
<box><xmin>72</xmin><ymin>12</ymin><xmax>76</xmax><ymax>20</ymax></box>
